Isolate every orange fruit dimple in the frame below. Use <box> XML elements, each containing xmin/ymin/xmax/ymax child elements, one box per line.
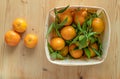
<box><xmin>92</xmin><ymin>18</ymin><xmax>104</xmax><ymax>33</ymax></box>
<box><xmin>5</xmin><ymin>30</ymin><xmax>21</xmax><ymax>46</ymax></box>
<box><xmin>24</xmin><ymin>34</ymin><xmax>38</xmax><ymax>48</ymax></box>
<box><xmin>13</xmin><ymin>18</ymin><xmax>27</xmax><ymax>33</ymax></box>
<box><xmin>50</xmin><ymin>37</ymin><xmax>65</xmax><ymax>50</ymax></box>
<box><xmin>61</xmin><ymin>26</ymin><xmax>76</xmax><ymax>40</ymax></box>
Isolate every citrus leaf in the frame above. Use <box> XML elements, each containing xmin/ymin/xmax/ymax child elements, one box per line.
<box><xmin>57</xmin><ymin>17</ymin><xmax>68</xmax><ymax>29</ymax></box>
<box><xmin>99</xmin><ymin>43</ymin><xmax>103</xmax><ymax>51</ymax></box>
<box><xmin>55</xmin><ymin>28</ymin><xmax>62</xmax><ymax>37</ymax></box>
<box><xmin>54</xmin><ymin>22</ymin><xmax>62</xmax><ymax>37</ymax></box>
<box><xmin>55</xmin><ymin>15</ymin><xmax>60</xmax><ymax>23</ymax></box>
<box><xmin>57</xmin><ymin>53</ymin><xmax>64</xmax><ymax>60</ymax></box>
<box><xmin>84</xmin><ymin>48</ymin><xmax>91</xmax><ymax>58</ymax></box>
<box><xmin>46</xmin><ymin>22</ymin><xmax>55</xmax><ymax>38</ymax></box>
<box><xmin>54</xmin><ymin>8</ymin><xmax>60</xmax><ymax>23</ymax></box>
<box><xmin>72</xmin><ymin>23</ymin><xmax>77</xmax><ymax>28</ymax></box>
<box><xmin>77</xmin><ymin>22</ymin><xmax>82</xmax><ymax>31</ymax></box>
<box><xmin>78</xmin><ymin>36</ymin><xmax>88</xmax><ymax>49</ymax></box>
<box><xmin>77</xmin><ymin>22</ymin><xmax>86</xmax><ymax>34</ymax></box>
<box><xmin>70</xmin><ymin>35</ymin><xmax>79</xmax><ymax>45</ymax></box>
<box><xmin>79</xmin><ymin>35</ymin><xmax>85</xmax><ymax>41</ymax></box>
<box><xmin>89</xmin><ymin>36</ymin><xmax>97</xmax><ymax>44</ymax></box>
<box><xmin>87</xmin><ymin>18</ymin><xmax>92</xmax><ymax>27</ymax></box>
<box><xmin>66</xmin><ymin>40</ymin><xmax>72</xmax><ymax>45</ymax></box>
<box><xmin>47</xmin><ymin>42</ymin><xmax>54</xmax><ymax>53</ymax></box>
<box><xmin>57</xmin><ymin>5</ymin><xmax>69</xmax><ymax>13</ymax></box>
<box><xmin>82</xmin><ymin>21</ymin><xmax>87</xmax><ymax>32</ymax></box>
<box><xmin>92</xmin><ymin>48</ymin><xmax>101</xmax><ymax>57</ymax></box>
<box><xmin>88</xmin><ymin>27</ymin><xmax>93</xmax><ymax>32</ymax></box>
<box><xmin>51</xmin><ymin>52</ymin><xmax>57</xmax><ymax>59</ymax></box>
<box><xmin>54</xmin><ymin>8</ymin><xmax>58</xmax><ymax>15</ymax></box>
<box><xmin>91</xmin><ymin>13</ymin><xmax>98</xmax><ymax>18</ymax></box>
<box><xmin>88</xmin><ymin>32</ymin><xmax>98</xmax><ymax>38</ymax></box>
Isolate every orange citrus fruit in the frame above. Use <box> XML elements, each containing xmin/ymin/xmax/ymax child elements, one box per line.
<box><xmin>69</xmin><ymin>44</ymin><xmax>83</xmax><ymax>58</ymax></box>
<box><xmin>60</xmin><ymin>26</ymin><xmax>76</xmax><ymax>40</ymax></box>
<box><xmin>74</xmin><ymin>9</ymin><xmax>87</xmax><ymax>25</ymax></box>
<box><xmin>50</xmin><ymin>37</ymin><xmax>65</xmax><ymax>50</ymax></box>
<box><xmin>70</xmin><ymin>49</ymin><xmax>83</xmax><ymax>59</ymax></box>
<box><xmin>5</xmin><ymin>30</ymin><xmax>21</xmax><ymax>46</ymax></box>
<box><xmin>59</xmin><ymin>13</ymin><xmax>73</xmax><ymax>26</ymax></box>
<box><xmin>24</xmin><ymin>34</ymin><xmax>38</xmax><ymax>48</ymax></box>
<box><xmin>92</xmin><ymin>18</ymin><xmax>104</xmax><ymax>33</ymax></box>
<box><xmin>13</xmin><ymin>18</ymin><xmax>27</xmax><ymax>33</ymax></box>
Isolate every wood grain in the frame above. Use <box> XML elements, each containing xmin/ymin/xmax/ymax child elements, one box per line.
<box><xmin>0</xmin><ymin>0</ymin><xmax>120</xmax><ymax>79</ymax></box>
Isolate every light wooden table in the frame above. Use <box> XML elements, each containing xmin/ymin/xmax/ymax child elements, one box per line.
<box><xmin>0</xmin><ymin>0</ymin><xmax>120</xmax><ymax>79</ymax></box>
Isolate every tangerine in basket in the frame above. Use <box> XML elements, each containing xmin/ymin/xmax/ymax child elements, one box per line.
<box><xmin>60</xmin><ymin>26</ymin><xmax>76</xmax><ymax>40</ymax></box>
<box><xmin>50</xmin><ymin>37</ymin><xmax>65</xmax><ymax>50</ymax></box>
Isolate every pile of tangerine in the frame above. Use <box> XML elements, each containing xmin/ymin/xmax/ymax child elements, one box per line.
<box><xmin>5</xmin><ymin>18</ymin><xmax>38</xmax><ymax>48</ymax></box>
<box><xmin>47</xmin><ymin>5</ymin><xmax>105</xmax><ymax>60</ymax></box>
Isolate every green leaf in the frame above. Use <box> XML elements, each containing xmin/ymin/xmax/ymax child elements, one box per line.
<box><xmin>51</xmin><ymin>52</ymin><xmax>57</xmax><ymax>59</ymax></box>
<box><xmin>88</xmin><ymin>27</ymin><xmax>93</xmax><ymax>32</ymax></box>
<box><xmin>66</xmin><ymin>40</ymin><xmax>72</xmax><ymax>45</ymax></box>
<box><xmin>89</xmin><ymin>36</ymin><xmax>97</xmax><ymax>44</ymax></box>
<box><xmin>96</xmin><ymin>37</ymin><xmax>103</xmax><ymax>54</ymax></box>
<box><xmin>57</xmin><ymin>51</ymin><xmax>64</xmax><ymax>60</ymax></box>
<box><xmin>99</xmin><ymin>43</ymin><xmax>103</xmax><ymax>51</ymax></box>
<box><xmin>72</xmin><ymin>23</ymin><xmax>77</xmax><ymax>28</ymax></box>
<box><xmin>54</xmin><ymin>23</ymin><xmax>62</xmax><ymax>37</ymax></box>
<box><xmin>87</xmin><ymin>18</ymin><xmax>92</xmax><ymax>26</ymax></box>
<box><xmin>77</xmin><ymin>22</ymin><xmax>86</xmax><ymax>34</ymax></box>
<box><xmin>54</xmin><ymin>8</ymin><xmax>58</xmax><ymax>15</ymax></box>
<box><xmin>57</xmin><ymin>17</ymin><xmax>68</xmax><ymax>29</ymax></box>
<box><xmin>84</xmin><ymin>48</ymin><xmax>91</xmax><ymax>58</ymax></box>
<box><xmin>88</xmin><ymin>32</ymin><xmax>98</xmax><ymax>38</ymax></box>
<box><xmin>79</xmin><ymin>35</ymin><xmax>85</xmax><ymax>41</ymax></box>
<box><xmin>70</xmin><ymin>35</ymin><xmax>79</xmax><ymax>45</ymax></box>
<box><xmin>46</xmin><ymin>22</ymin><xmax>55</xmax><ymax>38</ymax></box>
<box><xmin>97</xmin><ymin>37</ymin><xmax>102</xmax><ymax>44</ymax></box>
<box><xmin>91</xmin><ymin>13</ymin><xmax>98</xmax><ymax>18</ymax></box>
<box><xmin>57</xmin><ymin>5</ymin><xmax>69</xmax><ymax>13</ymax></box>
<box><xmin>77</xmin><ymin>22</ymin><xmax>82</xmax><ymax>31</ymax></box>
<box><xmin>73</xmin><ymin>46</ymin><xmax>79</xmax><ymax>50</ymax></box>
<box><xmin>92</xmin><ymin>48</ymin><xmax>101</xmax><ymax>57</ymax></box>
<box><xmin>78</xmin><ymin>36</ymin><xmax>88</xmax><ymax>49</ymax></box>
<box><xmin>54</xmin><ymin>8</ymin><xmax>60</xmax><ymax>23</ymax></box>
<box><xmin>55</xmin><ymin>28</ymin><xmax>62</xmax><ymax>37</ymax></box>
<box><xmin>82</xmin><ymin>21</ymin><xmax>87</xmax><ymax>32</ymax></box>
<box><xmin>47</xmin><ymin>42</ymin><xmax>54</xmax><ymax>53</ymax></box>
<box><xmin>55</xmin><ymin>15</ymin><xmax>60</xmax><ymax>23</ymax></box>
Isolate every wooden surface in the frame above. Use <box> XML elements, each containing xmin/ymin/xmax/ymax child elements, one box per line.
<box><xmin>0</xmin><ymin>0</ymin><xmax>120</xmax><ymax>79</ymax></box>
